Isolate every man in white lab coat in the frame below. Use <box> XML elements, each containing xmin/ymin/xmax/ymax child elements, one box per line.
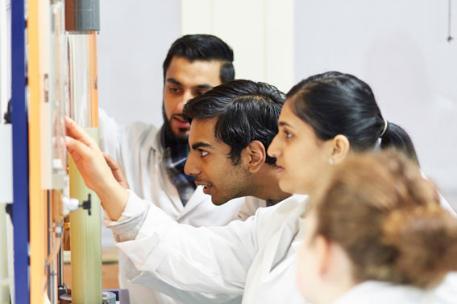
<box><xmin>67</xmin><ymin>80</ymin><xmax>303</xmax><ymax>304</ymax></box>
<box><xmin>99</xmin><ymin>35</ymin><xmax>264</xmax><ymax>304</ymax></box>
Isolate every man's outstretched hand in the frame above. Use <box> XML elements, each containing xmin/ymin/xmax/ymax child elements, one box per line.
<box><xmin>104</xmin><ymin>153</ymin><xmax>130</xmax><ymax>189</ymax></box>
<box><xmin>65</xmin><ymin>117</ymin><xmax>128</xmax><ymax>220</ymax></box>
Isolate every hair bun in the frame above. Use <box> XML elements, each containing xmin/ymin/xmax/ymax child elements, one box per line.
<box><xmin>383</xmin><ymin>204</ymin><xmax>457</xmax><ymax>288</ymax></box>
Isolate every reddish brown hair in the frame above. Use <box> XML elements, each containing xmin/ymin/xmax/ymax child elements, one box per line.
<box><xmin>312</xmin><ymin>150</ymin><xmax>457</xmax><ymax>288</ymax></box>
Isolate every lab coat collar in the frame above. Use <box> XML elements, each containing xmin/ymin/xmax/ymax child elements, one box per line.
<box><xmin>177</xmin><ymin>186</ymin><xmax>211</xmax><ymax>217</ymax></box>
<box><xmin>335</xmin><ymin>281</ymin><xmax>424</xmax><ymax>304</ymax></box>
<box><xmin>149</xmin><ymin>126</ymin><xmax>163</xmax><ymax>153</ymax></box>
<box><xmin>135</xmin><ymin>129</ymin><xmax>184</xmax><ymax>213</ymax></box>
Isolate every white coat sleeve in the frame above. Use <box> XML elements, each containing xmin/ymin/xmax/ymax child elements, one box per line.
<box><xmin>98</xmin><ymin>108</ymin><xmax>123</xmax><ymax>158</ymax></box>
<box><xmin>106</xmin><ymin>190</ymin><xmax>150</xmax><ymax>242</ymax></box>
<box><xmin>115</xmin><ymin>191</ymin><xmax>259</xmax><ymax>297</ymax></box>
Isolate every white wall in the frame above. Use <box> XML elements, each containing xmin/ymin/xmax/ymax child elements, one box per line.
<box><xmin>97</xmin><ymin>1</ymin><xmax>457</xmax><ymax>208</ymax></box>
<box><xmin>98</xmin><ymin>0</ymin><xmax>295</xmax><ymax>121</ymax></box>
<box><xmin>181</xmin><ymin>0</ymin><xmax>294</xmax><ymax>93</ymax></box>
<box><xmin>295</xmin><ymin>0</ymin><xmax>457</xmax><ymax>206</ymax></box>
<box><xmin>98</xmin><ymin>0</ymin><xmax>181</xmax><ymax>126</ymax></box>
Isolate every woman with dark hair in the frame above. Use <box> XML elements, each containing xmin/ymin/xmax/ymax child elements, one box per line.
<box><xmin>267</xmin><ymin>71</ymin><xmax>457</xmax><ymax>303</ymax></box>
<box><xmin>296</xmin><ymin>151</ymin><xmax>457</xmax><ymax>303</ymax></box>
<box><xmin>268</xmin><ymin>71</ymin><xmax>454</xmax><ymax>213</ymax></box>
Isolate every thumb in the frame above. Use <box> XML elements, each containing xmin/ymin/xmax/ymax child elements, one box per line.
<box><xmin>65</xmin><ymin>136</ymin><xmax>93</xmax><ymax>165</ymax></box>
<box><xmin>104</xmin><ymin>153</ymin><xmax>119</xmax><ymax>170</ymax></box>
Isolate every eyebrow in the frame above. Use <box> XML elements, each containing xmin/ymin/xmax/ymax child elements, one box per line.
<box><xmin>166</xmin><ymin>78</ymin><xmax>182</xmax><ymax>86</ymax></box>
<box><xmin>278</xmin><ymin>121</ymin><xmax>293</xmax><ymax>128</ymax></box>
<box><xmin>166</xmin><ymin>78</ymin><xmax>213</xmax><ymax>90</ymax></box>
<box><xmin>195</xmin><ymin>84</ymin><xmax>213</xmax><ymax>90</ymax></box>
<box><xmin>190</xmin><ymin>142</ymin><xmax>213</xmax><ymax>150</ymax></box>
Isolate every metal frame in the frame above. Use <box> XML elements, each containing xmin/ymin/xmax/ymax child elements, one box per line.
<box><xmin>11</xmin><ymin>0</ymin><xmax>29</xmax><ymax>303</ymax></box>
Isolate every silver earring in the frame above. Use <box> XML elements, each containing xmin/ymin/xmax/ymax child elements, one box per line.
<box><xmin>328</xmin><ymin>158</ymin><xmax>334</xmax><ymax>165</ymax></box>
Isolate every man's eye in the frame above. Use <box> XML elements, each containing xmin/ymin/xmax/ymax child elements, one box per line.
<box><xmin>194</xmin><ymin>88</ymin><xmax>210</xmax><ymax>97</ymax></box>
<box><xmin>168</xmin><ymin>87</ymin><xmax>182</xmax><ymax>94</ymax></box>
<box><xmin>199</xmin><ymin>150</ymin><xmax>209</xmax><ymax>157</ymax></box>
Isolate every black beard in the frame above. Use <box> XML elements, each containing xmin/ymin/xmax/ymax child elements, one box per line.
<box><xmin>160</xmin><ymin>104</ymin><xmax>188</xmax><ymax>150</ymax></box>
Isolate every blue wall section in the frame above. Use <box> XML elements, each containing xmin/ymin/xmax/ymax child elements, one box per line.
<box><xmin>11</xmin><ymin>0</ymin><xmax>29</xmax><ymax>303</ymax></box>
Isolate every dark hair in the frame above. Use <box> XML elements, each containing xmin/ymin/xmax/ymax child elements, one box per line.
<box><xmin>312</xmin><ymin>150</ymin><xmax>457</xmax><ymax>288</ymax></box>
<box><xmin>162</xmin><ymin>34</ymin><xmax>235</xmax><ymax>83</ymax></box>
<box><xmin>288</xmin><ymin>71</ymin><xmax>419</xmax><ymax>164</ymax></box>
<box><xmin>183</xmin><ymin>79</ymin><xmax>285</xmax><ymax>165</ymax></box>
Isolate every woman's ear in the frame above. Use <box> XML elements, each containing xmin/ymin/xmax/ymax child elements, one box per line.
<box><xmin>241</xmin><ymin>140</ymin><xmax>266</xmax><ymax>173</ymax></box>
<box><xmin>329</xmin><ymin>135</ymin><xmax>350</xmax><ymax>164</ymax></box>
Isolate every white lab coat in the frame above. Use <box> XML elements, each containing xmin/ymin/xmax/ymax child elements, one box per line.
<box><xmin>112</xmin><ymin>192</ymin><xmax>308</xmax><ymax>304</ymax></box>
<box><xmin>111</xmin><ymin>191</ymin><xmax>457</xmax><ymax>304</ymax></box>
<box><xmin>99</xmin><ymin>111</ymin><xmax>264</xmax><ymax>304</ymax></box>
<box><xmin>334</xmin><ymin>277</ymin><xmax>457</xmax><ymax>304</ymax></box>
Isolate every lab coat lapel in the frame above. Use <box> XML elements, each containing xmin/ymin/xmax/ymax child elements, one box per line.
<box><xmin>177</xmin><ymin>187</ymin><xmax>208</xmax><ymax>219</ymax></box>
<box><xmin>261</xmin><ymin>225</ymin><xmax>287</xmax><ymax>275</ymax></box>
<box><xmin>139</xmin><ymin>129</ymin><xmax>163</xmax><ymax>201</ymax></box>
<box><xmin>150</xmin><ymin>132</ymin><xmax>207</xmax><ymax>216</ymax></box>
<box><xmin>262</xmin><ymin>197</ymin><xmax>307</xmax><ymax>274</ymax></box>
<box><xmin>150</xmin><ymin>133</ymin><xmax>185</xmax><ymax>213</ymax></box>
<box><xmin>139</xmin><ymin>145</ymin><xmax>152</xmax><ymax>199</ymax></box>
<box><xmin>243</xmin><ymin>198</ymin><xmax>307</xmax><ymax>304</ymax></box>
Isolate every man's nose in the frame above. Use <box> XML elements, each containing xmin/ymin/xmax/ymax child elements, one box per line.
<box><xmin>184</xmin><ymin>153</ymin><xmax>199</xmax><ymax>177</ymax></box>
<box><xmin>177</xmin><ymin>90</ymin><xmax>195</xmax><ymax>113</ymax></box>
